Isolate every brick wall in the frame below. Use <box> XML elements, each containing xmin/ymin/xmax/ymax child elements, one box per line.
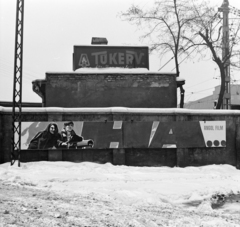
<box><xmin>42</xmin><ymin>73</ymin><xmax>177</xmax><ymax>108</ymax></box>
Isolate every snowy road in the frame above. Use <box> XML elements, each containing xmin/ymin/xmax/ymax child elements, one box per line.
<box><xmin>1</xmin><ymin>183</ymin><xmax>240</xmax><ymax>227</ymax></box>
<box><xmin>0</xmin><ymin>162</ymin><xmax>240</xmax><ymax>226</ymax></box>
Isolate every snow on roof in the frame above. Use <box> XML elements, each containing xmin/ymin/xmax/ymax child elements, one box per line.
<box><xmin>176</xmin><ymin>77</ymin><xmax>185</xmax><ymax>81</ymax></box>
<box><xmin>75</xmin><ymin>67</ymin><xmax>148</xmax><ymax>73</ymax></box>
<box><xmin>74</xmin><ymin>45</ymin><xmax>148</xmax><ymax>48</ymax></box>
<box><xmin>46</xmin><ymin>67</ymin><xmax>176</xmax><ymax>75</ymax></box>
<box><xmin>1</xmin><ymin>106</ymin><xmax>240</xmax><ymax>115</ymax></box>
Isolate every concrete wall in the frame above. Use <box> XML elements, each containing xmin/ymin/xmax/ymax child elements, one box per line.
<box><xmin>1</xmin><ymin>107</ymin><xmax>240</xmax><ymax>168</ymax></box>
<box><xmin>34</xmin><ymin>73</ymin><xmax>177</xmax><ymax>108</ymax></box>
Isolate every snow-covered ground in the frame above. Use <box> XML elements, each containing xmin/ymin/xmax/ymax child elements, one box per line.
<box><xmin>0</xmin><ymin>162</ymin><xmax>240</xmax><ymax>226</ymax></box>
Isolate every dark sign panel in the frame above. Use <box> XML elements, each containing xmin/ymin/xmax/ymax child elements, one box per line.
<box><xmin>73</xmin><ymin>46</ymin><xmax>149</xmax><ymax>70</ymax></box>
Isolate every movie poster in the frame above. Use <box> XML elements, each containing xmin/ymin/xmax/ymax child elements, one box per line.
<box><xmin>20</xmin><ymin>121</ymin><xmax>226</xmax><ymax>149</ymax></box>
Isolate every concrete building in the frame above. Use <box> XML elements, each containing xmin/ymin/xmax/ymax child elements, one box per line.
<box><xmin>184</xmin><ymin>84</ymin><xmax>240</xmax><ymax>110</ymax></box>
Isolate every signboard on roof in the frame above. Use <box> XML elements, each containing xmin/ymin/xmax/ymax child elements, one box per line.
<box><xmin>73</xmin><ymin>46</ymin><xmax>149</xmax><ymax>70</ymax></box>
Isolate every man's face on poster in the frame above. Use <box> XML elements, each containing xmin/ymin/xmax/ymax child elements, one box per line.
<box><xmin>66</xmin><ymin>124</ymin><xmax>74</xmax><ymax>132</ymax></box>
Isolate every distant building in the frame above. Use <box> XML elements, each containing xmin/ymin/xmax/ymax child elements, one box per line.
<box><xmin>184</xmin><ymin>84</ymin><xmax>240</xmax><ymax>110</ymax></box>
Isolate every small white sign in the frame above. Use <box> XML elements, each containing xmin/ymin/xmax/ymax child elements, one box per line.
<box><xmin>199</xmin><ymin>121</ymin><xmax>226</xmax><ymax>147</ymax></box>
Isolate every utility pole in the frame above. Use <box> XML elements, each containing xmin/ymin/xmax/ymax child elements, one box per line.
<box><xmin>11</xmin><ymin>0</ymin><xmax>24</xmax><ymax>166</ymax></box>
<box><xmin>218</xmin><ymin>0</ymin><xmax>231</xmax><ymax>109</ymax></box>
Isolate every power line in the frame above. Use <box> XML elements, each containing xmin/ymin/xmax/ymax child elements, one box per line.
<box><xmin>158</xmin><ymin>56</ymin><xmax>174</xmax><ymax>71</ymax></box>
<box><xmin>170</xmin><ymin>45</ymin><xmax>200</xmax><ymax>72</ymax></box>
<box><xmin>185</xmin><ymin>86</ymin><xmax>216</xmax><ymax>97</ymax></box>
<box><xmin>185</xmin><ymin>78</ymin><xmax>218</xmax><ymax>89</ymax></box>
<box><xmin>0</xmin><ymin>56</ymin><xmax>41</xmax><ymax>77</ymax></box>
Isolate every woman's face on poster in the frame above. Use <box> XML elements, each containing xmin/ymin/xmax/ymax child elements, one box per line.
<box><xmin>49</xmin><ymin>125</ymin><xmax>56</xmax><ymax>134</ymax></box>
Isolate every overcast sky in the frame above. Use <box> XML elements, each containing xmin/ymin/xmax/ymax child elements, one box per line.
<box><xmin>1</xmin><ymin>0</ymin><xmax>240</xmax><ymax>104</ymax></box>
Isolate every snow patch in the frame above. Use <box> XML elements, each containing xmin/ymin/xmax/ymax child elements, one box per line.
<box><xmin>0</xmin><ymin>162</ymin><xmax>240</xmax><ymax>221</ymax></box>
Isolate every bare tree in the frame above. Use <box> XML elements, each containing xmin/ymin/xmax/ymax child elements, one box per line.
<box><xmin>120</xmin><ymin>0</ymin><xmax>206</xmax><ymax>108</ymax></box>
<box><xmin>183</xmin><ymin>0</ymin><xmax>240</xmax><ymax>109</ymax></box>
<box><xmin>121</xmin><ymin>0</ymin><xmax>207</xmax><ymax>76</ymax></box>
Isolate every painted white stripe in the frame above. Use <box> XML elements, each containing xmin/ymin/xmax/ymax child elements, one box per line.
<box><xmin>110</xmin><ymin>142</ymin><xmax>119</xmax><ymax>148</ymax></box>
<box><xmin>148</xmin><ymin>121</ymin><xmax>159</xmax><ymax>147</ymax></box>
<box><xmin>109</xmin><ymin>121</ymin><xmax>122</xmax><ymax>148</ymax></box>
<box><xmin>75</xmin><ymin>121</ymin><xmax>84</xmax><ymax>136</ymax></box>
<box><xmin>113</xmin><ymin>121</ymin><xmax>122</xmax><ymax>129</ymax></box>
<box><xmin>162</xmin><ymin>144</ymin><xmax>177</xmax><ymax>148</ymax></box>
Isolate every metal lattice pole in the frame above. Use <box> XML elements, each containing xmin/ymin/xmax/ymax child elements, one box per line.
<box><xmin>11</xmin><ymin>0</ymin><xmax>24</xmax><ymax>167</ymax></box>
<box><xmin>219</xmin><ymin>0</ymin><xmax>231</xmax><ymax>109</ymax></box>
